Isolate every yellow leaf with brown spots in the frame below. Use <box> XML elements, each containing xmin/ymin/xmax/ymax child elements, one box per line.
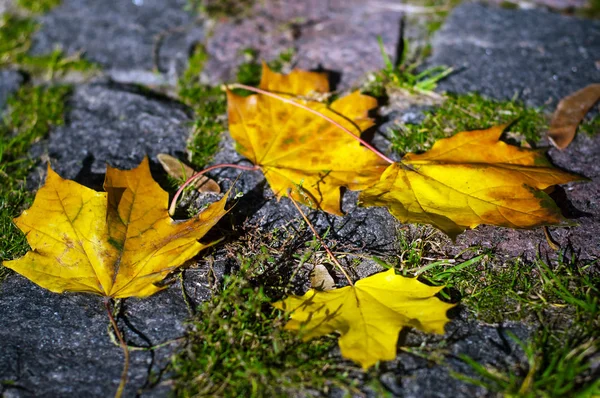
<box><xmin>227</xmin><ymin>65</ymin><xmax>388</xmax><ymax>215</ymax></box>
<box><xmin>359</xmin><ymin>125</ymin><xmax>584</xmax><ymax>239</ymax></box>
<box><xmin>4</xmin><ymin>157</ymin><xmax>228</xmax><ymax>298</ymax></box>
<box><xmin>273</xmin><ymin>268</ymin><xmax>455</xmax><ymax>369</ymax></box>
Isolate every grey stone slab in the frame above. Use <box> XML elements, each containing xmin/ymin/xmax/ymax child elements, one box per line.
<box><xmin>29</xmin><ymin>81</ymin><xmax>193</xmax><ymax>189</ymax></box>
<box><xmin>30</xmin><ymin>0</ymin><xmax>204</xmax><ymax>86</ymax></box>
<box><xmin>380</xmin><ymin>315</ymin><xmax>532</xmax><ymax>398</ymax></box>
<box><xmin>0</xmin><ymin>69</ymin><xmax>24</xmax><ymax>111</ymax></box>
<box><xmin>0</xmin><ymin>275</ymin><xmax>185</xmax><ymax>397</ymax></box>
<box><xmin>203</xmin><ymin>0</ymin><xmax>403</xmax><ymax>90</ymax></box>
<box><xmin>430</xmin><ymin>3</ymin><xmax>600</xmax><ymax>107</ymax></box>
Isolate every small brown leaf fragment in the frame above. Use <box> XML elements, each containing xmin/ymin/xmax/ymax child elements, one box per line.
<box><xmin>548</xmin><ymin>84</ymin><xmax>600</xmax><ymax>149</ymax></box>
<box><xmin>310</xmin><ymin>264</ymin><xmax>335</xmax><ymax>291</ymax></box>
<box><xmin>157</xmin><ymin>153</ymin><xmax>220</xmax><ymax>193</ymax></box>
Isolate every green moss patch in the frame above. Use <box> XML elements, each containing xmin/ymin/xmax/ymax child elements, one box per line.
<box><xmin>0</xmin><ymin>85</ymin><xmax>71</xmax><ymax>281</ymax></box>
<box><xmin>388</xmin><ymin>226</ymin><xmax>600</xmax><ymax>396</ymax></box>
<box><xmin>177</xmin><ymin>46</ymin><xmax>226</xmax><ymax>169</ymax></box>
<box><xmin>0</xmin><ymin>14</ymin><xmax>97</xmax><ymax>79</ymax></box>
<box><xmin>171</xmin><ymin>260</ymin><xmax>356</xmax><ymax>397</ymax></box>
<box><xmin>16</xmin><ymin>0</ymin><xmax>61</xmax><ymax>14</ymax></box>
<box><xmin>388</xmin><ymin>93</ymin><xmax>547</xmax><ymax>154</ymax></box>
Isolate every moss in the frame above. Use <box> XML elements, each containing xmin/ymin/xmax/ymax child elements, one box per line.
<box><xmin>186</xmin><ymin>0</ymin><xmax>255</xmax><ymax>19</ymax></box>
<box><xmin>388</xmin><ymin>92</ymin><xmax>547</xmax><ymax>154</ymax></box>
<box><xmin>171</xmin><ymin>260</ymin><xmax>356</xmax><ymax>397</ymax></box>
<box><xmin>177</xmin><ymin>45</ymin><xmax>226</xmax><ymax>169</ymax></box>
<box><xmin>577</xmin><ymin>0</ymin><xmax>600</xmax><ymax>19</ymax></box>
<box><xmin>0</xmin><ymin>85</ymin><xmax>71</xmax><ymax>281</ymax></box>
<box><xmin>16</xmin><ymin>0</ymin><xmax>61</xmax><ymax>14</ymax></box>
<box><xmin>0</xmin><ymin>15</ymin><xmax>37</xmax><ymax>65</ymax></box>
<box><xmin>579</xmin><ymin>114</ymin><xmax>600</xmax><ymax>136</ymax></box>
<box><xmin>236</xmin><ymin>47</ymin><xmax>296</xmax><ymax>88</ymax></box>
<box><xmin>0</xmin><ymin>14</ymin><xmax>98</xmax><ymax>79</ymax></box>
<box><xmin>392</xmin><ymin>228</ymin><xmax>599</xmax><ymax>396</ymax></box>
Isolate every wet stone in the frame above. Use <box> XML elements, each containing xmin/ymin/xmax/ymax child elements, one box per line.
<box><xmin>30</xmin><ymin>0</ymin><xmax>204</xmax><ymax>86</ymax></box>
<box><xmin>429</xmin><ymin>3</ymin><xmax>600</xmax><ymax>107</ymax></box>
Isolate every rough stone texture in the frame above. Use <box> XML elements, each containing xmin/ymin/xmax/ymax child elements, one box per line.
<box><xmin>487</xmin><ymin>0</ymin><xmax>590</xmax><ymax>9</ymax></box>
<box><xmin>2</xmin><ymin>1</ymin><xmax>599</xmax><ymax>397</ymax></box>
<box><xmin>28</xmin><ymin>81</ymin><xmax>193</xmax><ymax>189</ymax></box>
<box><xmin>0</xmin><ymin>69</ymin><xmax>24</xmax><ymax>111</ymax></box>
<box><xmin>30</xmin><ymin>0</ymin><xmax>204</xmax><ymax>86</ymax></box>
<box><xmin>0</xmin><ymin>263</ymin><xmax>222</xmax><ymax>397</ymax></box>
<box><xmin>0</xmin><ymin>0</ymin><xmax>15</xmax><ymax>15</ymax></box>
<box><xmin>424</xmin><ymin>3</ymin><xmax>600</xmax><ymax>263</ymax></box>
<box><xmin>204</xmin><ymin>0</ymin><xmax>403</xmax><ymax>90</ymax></box>
<box><xmin>378</xmin><ymin>314</ymin><xmax>532</xmax><ymax>398</ymax></box>
<box><xmin>430</xmin><ymin>3</ymin><xmax>600</xmax><ymax>107</ymax></box>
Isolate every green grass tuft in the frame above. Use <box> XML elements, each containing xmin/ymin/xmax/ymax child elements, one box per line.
<box><xmin>171</xmin><ymin>258</ymin><xmax>356</xmax><ymax>397</ymax></box>
<box><xmin>362</xmin><ymin>36</ymin><xmax>452</xmax><ymax>99</ymax></box>
<box><xmin>392</xmin><ymin>228</ymin><xmax>599</xmax><ymax>396</ymax></box>
<box><xmin>452</xmin><ymin>254</ymin><xmax>599</xmax><ymax>397</ymax></box>
<box><xmin>388</xmin><ymin>93</ymin><xmax>548</xmax><ymax>154</ymax></box>
<box><xmin>0</xmin><ymin>85</ymin><xmax>71</xmax><ymax>281</ymax></box>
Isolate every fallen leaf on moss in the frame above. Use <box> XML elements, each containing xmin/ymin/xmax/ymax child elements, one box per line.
<box><xmin>548</xmin><ymin>84</ymin><xmax>600</xmax><ymax>149</ymax></box>
<box><xmin>359</xmin><ymin>125</ymin><xmax>583</xmax><ymax>239</ymax></box>
<box><xmin>273</xmin><ymin>268</ymin><xmax>455</xmax><ymax>369</ymax></box>
<box><xmin>4</xmin><ymin>157</ymin><xmax>228</xmax><ymax>298</ymax></box>
<box><xmin>227</xmin><ymin>64</ymin><xmax>388</xmax><ymax>215</ymax></box>
<box><xmin>157</xmin><ymin>153</ymin><xmax>220</xmax><ymax>193</ymax></box>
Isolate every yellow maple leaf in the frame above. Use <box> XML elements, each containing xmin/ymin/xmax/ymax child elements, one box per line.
<box><xmin>273</xmin><ymin>268</ymin><xmax>455</xmax><ymax>369</ymax></box>
<box><xmin>227</xmin><ymin>64</ymin><xmax>389</xmax><ymax>215</ymax></box>
<box><xmin>4</xmin><ymin>157</ymin><xmax>228</xmax><ymax>298</ymax></box>
<box><xmin>359</xmin><ymin>125</ymin><xmax>583</xmax><ymax>238</ymax></box>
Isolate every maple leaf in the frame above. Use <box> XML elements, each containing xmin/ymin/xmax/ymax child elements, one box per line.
<box><xmin>273</xmin><ymin>268</ymin><xmax>455</xmax><ymax>369</ymax></box>
<box><xmin>227</xmin><ymin>64</ymin><xmax>389</xmax><ymax>215</ymax></box>
<box><xmin>359</xmin><ymin>125</ymin><xmax>583</xmax><ymax>238</ymax></box>
<box><xmin>4</xmin><ymin>157</ymin><xmax>228</xmax><ymax>298</ymax></box>
<box><xmin>548</xmin><ymin>83</ymin><xmax>600</xmax><ymax>149</ymax></box>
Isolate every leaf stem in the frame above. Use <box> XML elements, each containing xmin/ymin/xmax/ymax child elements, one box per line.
<box><xmin>104</xmin><ymin>298</ymin><xmax>129</xmax><ymax>398</ymax></box>
<box><xmin>227</xmin><ymin>83</ymin><xmax>395</xmax><ymax>165</ymax></box>
<box><xmin>169</xmin><ymin>163</ymin><xmax>259</xmax><ymax>215</ymax></box>
<box><xmin>287</xmin><ymin>191</ymin><xmax>354</xmax><ymax>287</ymax></box>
